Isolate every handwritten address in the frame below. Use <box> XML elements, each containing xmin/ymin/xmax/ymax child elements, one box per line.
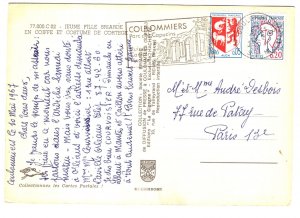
<box><xmin>167</xmin><ymin>78</ymin><xmax>279</xmax><ymax>141</ymax></box>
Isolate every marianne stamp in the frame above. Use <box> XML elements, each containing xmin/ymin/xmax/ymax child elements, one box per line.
<box><xmin>125</xmin><ymin>16</ymin><xmax>214</xmax><ymax>68</ymax></box>
<box><xmin>238</xmin><ymin>13</ymin><xmax>284</xmax><ymax>59</ymax></box>
<box><xmin>250</xmin><ymin>15</ymin><xmax>284</xmax><ymax>59</ymax></box>
<box><xmin>210</xmin><ymin>13</ymin><xmax>243</xmax><ymax>58</ymax></box>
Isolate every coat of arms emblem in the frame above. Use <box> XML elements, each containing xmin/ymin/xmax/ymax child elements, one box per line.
<box><xmin>211</xmin><ymin>13</ymin><xmax>242</xmax><ymax>57</ymax></box>
<box><xmin>140</xmin><ymin>160</ymin><xmax>156</xmax><ymax>182</ymax></box>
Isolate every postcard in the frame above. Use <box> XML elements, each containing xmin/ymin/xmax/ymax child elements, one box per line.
<box><xmin>5</xmin><ymin>4</ymin><xmax>294</xmax><ymax>205</ymax></box>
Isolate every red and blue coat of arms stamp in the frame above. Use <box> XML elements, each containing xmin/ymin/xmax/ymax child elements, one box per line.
<box><xmin>211</xmin><ymin>13</ymin><xmax>243</xmax><ymax>58</ymax></box>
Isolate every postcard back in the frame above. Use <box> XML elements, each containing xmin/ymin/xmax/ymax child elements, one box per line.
<box><xmin>5</xmin><ymin>4</ymin><xmax>294</xmax><ymax>205</ymax></box>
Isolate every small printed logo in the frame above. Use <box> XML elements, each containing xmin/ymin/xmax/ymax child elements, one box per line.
<box><xmin>211</xmin><ymin>13</ymin><xmax>243</xmax><ymax>57</ymax></box>
<box><xmin>140</xmin><ymin>160</ymin><xmax>156</xmax><ymax>182</ymax></box>
<box><xmin>20</xmin><ymin>167</ymin><xmax>45</xmax><ymax>180</ymax></box>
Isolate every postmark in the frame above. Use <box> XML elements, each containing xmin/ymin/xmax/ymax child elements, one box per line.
<box><xmin>140</xmin><ymin>160</ymin><xmax>156</xmax><ymax>182</ymax></box>
<box><xmin>125</xmin><ymin>16</ymin><xmax>215</xmax><ymax>68</ymax></box>
<box><xmin>238</xmin><ymin>13</ymin><xmax>284</xmax><ymax>59</ymax></box>
<box><xmin>210</xmin><ymin>13</ymin><xmax>243</xmax><ymax>58</ymax></box>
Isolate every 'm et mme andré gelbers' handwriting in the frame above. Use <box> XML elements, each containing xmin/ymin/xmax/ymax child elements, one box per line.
<box><xmin>167</xmin><ymin>78</ymin><xmax>281</xmax><ymax>99</ymax></box>
<box><xmin>167</xmin><ymin>79</ymin><xmax>280</xmax><ymax>141</ymax></box>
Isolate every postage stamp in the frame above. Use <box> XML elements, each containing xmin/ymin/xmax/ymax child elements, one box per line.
<box><xmin>237</xmin><ymin>13</ymin><xmax>284</xmax><ymax>59</ymax></box>
<box><xmin>125</xmin><ymin>16</ymin><xmax>215</xmax><ymax>68</ymax></box>
<box><xmin>250</xmin><ymin>15</ymin><xmax>284</xmax><ymax>59</ymax></box>
<box><xmin>210</xmin><ymin>13</ymin><xmax>243</xmax><ymax>58</ymax></box>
